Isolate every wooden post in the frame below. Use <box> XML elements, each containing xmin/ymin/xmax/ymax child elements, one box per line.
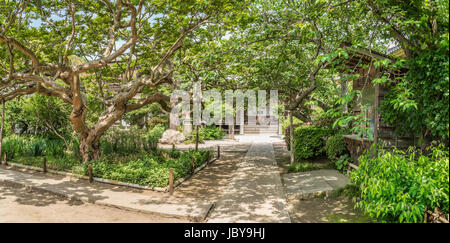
<box><xmin>206</xmin><ymin>150</ymin><xmax>210</xmax><ymax>163</ymax></box>
<box><xmin>191</xmin><ymin>157</ymin><xmax>195</xmax><ymax>174</ymax></box>
<box><xmin>217</xmin><ymin>145</ymin><xmax>220</xmax><ymax>159</ymax></box>
<box><xmin>0</xmin><ymin>99</ymin><xmax>4</xmax><ymax>164</ymax></box>
<box><xmin>3</xmin><ymin>152</ymin><xmax>7</xmax><ymax>166</ymax></box>
<box><xmin>169</xmin><ymin>168</ymin><xmax>174</xmax><ymax>195</ymax></box>
<box><xmin>42</xmin><ymin>156</ymin><xmax>47</xmax><ymax>173</ymax></box>
<box><xmin>289</xmin><ymin>111</ymin><xmax>294</xmax><ymax>164</ymax></box>
<box><xmin>195</xmin><ymin>125</ymin><xmax>199</xmax><ymax>152</ymax></box>
<box><xmin>172</xmin><ymin>144</ymin><xmax>175</xmax><ymax>153</ymax></box>
<box><xmin>88</xmin><ymin>164</ymin><xmax>93</xmax><ymax>183</ymax></box>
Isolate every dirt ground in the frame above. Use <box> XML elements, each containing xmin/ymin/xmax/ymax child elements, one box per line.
<box><xmin>272</xmin><ymin>142</ymin><xmax>371</xmax><ymax>223</ymax></box>
<box><xmin>287</xmin><ymin>197</ymin><xmax>372</xmax><ymax>223</ymax></box>
<box><xmin>0</xmin><ymin>181</ymin><xmax>186</xmax><ymax>223</ymax></box>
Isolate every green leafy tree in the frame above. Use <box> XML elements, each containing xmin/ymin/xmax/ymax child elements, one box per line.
<box><xmin>1</xmin><ymin>0</ymin><xmax>249</xmax><ymax>162</ymax></box>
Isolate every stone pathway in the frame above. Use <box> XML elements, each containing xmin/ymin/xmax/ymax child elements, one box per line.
<box><xmin>283</xmin><ymin>169</ymin><xmax>350</xmax><ymax>199</ymax></box>
<box><xmin>207</xmin><ymin>142</ymin><xmax>291</xmax><ymax>223</ymax></box>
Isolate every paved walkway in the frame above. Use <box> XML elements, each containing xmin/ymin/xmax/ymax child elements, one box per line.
<box><xmin>208</xmin><ymin>142</ymin><xmax>291</xmax><ymax>223</ymax></box>
<box><xmin>283</xmin><ymin>170</ymin><xmax>350</xmax><ymax>199</ymax></box>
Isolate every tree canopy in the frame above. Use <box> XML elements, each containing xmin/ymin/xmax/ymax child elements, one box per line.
<box><xmin>1</xmin><ymin>0</ymin><xmax>448</xmax><ymax>161</ymax></box>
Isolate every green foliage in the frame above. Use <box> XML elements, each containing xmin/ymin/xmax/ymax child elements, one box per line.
<box><xmin>145</xmin><ymin>124</ymin><xmax>166</xmax><ymax>151</ymax></box>
<box><xmin>4</xmin><ymin>95</ymin><xmax>71</xmax><ymax>139</ymax></box>
<box><xmin>325</xmin><ymin>134</ymin><xmax>348</xmax><ymax>160</ymax></box>
<box><xmin>185</xmin><ymin>126</ymin><xmax>225</xmax><ymax>144</ymax></box>
<box><xmin>351</xmin><ymin>144</ymin><xmax>449</xmax><ymax>223</ymax></box>
<box><xmin>100</xmin><ymin>126</ymin><xmax>165</xmax><ymax>156</ymax></box>
<box><xmin>293</xmin><ymin>127</ymin><xmax>336</xmax><ymax>160</ymax></box>
<box><xmin>335</xmin><ymin>154</ymin><xmax>351</xmax><ymax>174</ymax></box>
<box><xmin>83</xmin><ymin>150</ymin><xmax>212</xmax><ymax>188</ymax></box>
<box><xmin>71</xmin><ymin>137</ymin><xmax>82</xmax><ymax>162</ymax></box>
<box><xmin>380</xmin><ymin>45</ymin><xmax>449</xmax><ymax>141</ymax></box>
<box><xmin>2</xmin><ymin>135</ymin><xmax>66</xmax><ymax>160</ymax></box>
<box><xmin>12</xmin><ymin>156</ymin><xmax>78</xmax><ymax>172</ymax></box>
<box><xmin>147</xmin><ymin>116</ymin><xmax>169</xmax><ymax>130</ymax></box>
<box><xmin>200</xmin><ymin>126</ymin><xmax>226</xmax><ymax>140</ymax></box>
<box><xmin>288</xmin><ymin>162</ymin><xmax>321</xmax><ymax>173</ymax></box>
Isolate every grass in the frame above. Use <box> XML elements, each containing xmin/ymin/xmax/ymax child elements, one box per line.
<box><xmin>288</xmin><ymin>162</ymin><xmax>322</xmax><ymax>173</ymax></box>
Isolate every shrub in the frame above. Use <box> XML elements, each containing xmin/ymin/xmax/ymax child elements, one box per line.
<box><xmin>71</xmin><ymin>137</ymin><xmax>82</xmax><ymax>161</ymax></box>
<box><xmin>146</xmin><ymin>124</ymin><xmax>165</xmax><ymax>151</ymax></box>
<box><xmin>293</xmin><ymin>127</ymin><xmax>336</xmax><ymax>160</ymax></box>
<box><xmin>335</xmin><ymin>154</ymin><xmax>350</xmax><ymax>173</ymax></box>
<box><xmin>83</xmin><ymin>149</ymin><xmax>212</xmax><ymax>188</ymax></box>
<box><xmin>100</xmin><ymin>127</ymin><xmax>158</xmax><ymax>156</ymax></box>
<box><xmin>200</xmin><ymin>126</ymin><xmax>226</xmax><ymax>140</ymax></box>
<box><xmin>147</xmin><ymin>116</ymin><xmax>168</xmax><ymax>130</ymax></box>
<box><xmin>351</xmin><ymin>144</ymin><xmax>449</xmax><ymax>223</ymax></box>
<box><xmin>185</xmin><ymin>126</ymin><xmax>225</xmax><ymax>144</ymax></box>
<box><xmin>325</xmin><ymin>134</ymin><xmax>348</xmax><ymax>160</ymax></box>
<box><xmin>288</xmin><ymin>162</ymin><xmax>321</xmax><ymax>173</ymax></box>
<box><xmin>44</xmin><ymin>139</ymin><xmax>66</xmax><ymax>157</ymax></box>
<box><xmin>2</xmin><ymin>135</ymin><xmax>66</xmax><ymax>160</ymax></box>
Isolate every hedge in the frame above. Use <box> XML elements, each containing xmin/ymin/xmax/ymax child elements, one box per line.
<box><xmin>293</xmin><ymin>127</ymin><xmax>336</xmax><ymax>160</ymax></box>
<box><xmin>325</xmin><ymin>134</ymin><xmax>349</xmax><ymax>160</ymax></box>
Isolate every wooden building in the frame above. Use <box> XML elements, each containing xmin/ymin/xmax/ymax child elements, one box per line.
<box><xmin>336</xmin><ymin>43</ymin><xmax>414</xmax><ymax>164</ymax></box>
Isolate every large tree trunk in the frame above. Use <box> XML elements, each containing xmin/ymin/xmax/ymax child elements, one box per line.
<box><xmin>69</xmin><ymin>74</ymin><xmax>126</xmax><ymax>163</ymax></box>
<box><xmin>75</xmin><ymin>107</ymin><xmax>126</xmax><ymax>162</ymax></box>
<box><xmin>79</xmin><ymin>135</ymin><xmax>101</xmax><ymax>162</ymax></box>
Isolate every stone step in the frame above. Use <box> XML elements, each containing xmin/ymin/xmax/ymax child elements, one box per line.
<box><xmin>245</xmin><ymin>131</ymin><xmax>279</xmax><ymax>134</ymax></box>
<box><xmin>244</xmin><ymin>128</ymin><xmax>279</xmax><ymax>131</ymax></box>
<box><xmin>245</xmin><ymin>127</ymin><xmax>278</xmax><ymax>130</ymax></box>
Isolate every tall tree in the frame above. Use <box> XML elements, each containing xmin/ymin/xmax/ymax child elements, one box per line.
<box><xmin>0</xmin><ymin>0</ymin><xmax>248</xmax><ymax>162</ymax></box>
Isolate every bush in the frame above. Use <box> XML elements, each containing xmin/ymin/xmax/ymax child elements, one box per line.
<box><xmin>351</xmin><ymin>144</ymin><xmax>449</xmax><ymax>223</ymax></box>
<box><xmin>335</xmin><ymin>154</ymin><xmax>350</xmax><ymax>173</ymax></box>
<box><xmin>71</xmin><ymin>137</ymin><xmax>82</xmax><ymax>161</ymax></box>
<box><xmin>200</xmin><ymin>126</ymin><xmax>226</xmax><ymax>140</ymax></box>
<box><xmin>147</xmin><ymin>116</ymin><xmax>168</xmax><ymax>130</ymax></box>
<box><xmin>100</xmin><ymin>126</ymin><xmax>164</xmax><ymax>156</ymax></box>
<box><xmin>2</xmin><ymin>135</ymin><xmax>66</xmax><ymax>160</ymax></box>
<box><xmin>185</xmin><ymin>126</ymin><xmax>225</xmax><ymax>144</ymax></box>
<box><xmin>293</xmin><ymin>127</ymin><xmax>336</xmax><ymax>160</ymax></box>
<box><xmin>83</xmin><ymin>149</ymin><xmax>212</xmax><ymax>188</ymax></box>
<box><xmin>325</xmin><ymin>134</ymin><xmax>348</xmax><ymax>160</ymax></box>
<box><xmin>146</xmin><ymin>124</ymin><xmax>165</xmax><ymax>151</ymax></box>
<box><xmin>288</xmin><ymin>162</ymin><xmax>321</xmax><ymax>173</ymax></box>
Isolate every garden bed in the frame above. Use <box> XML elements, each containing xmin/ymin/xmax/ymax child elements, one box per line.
<box><xmin>4</xmin><ymin>149</ymin><xmax>215</xmax><ymax>192</ymax></box>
